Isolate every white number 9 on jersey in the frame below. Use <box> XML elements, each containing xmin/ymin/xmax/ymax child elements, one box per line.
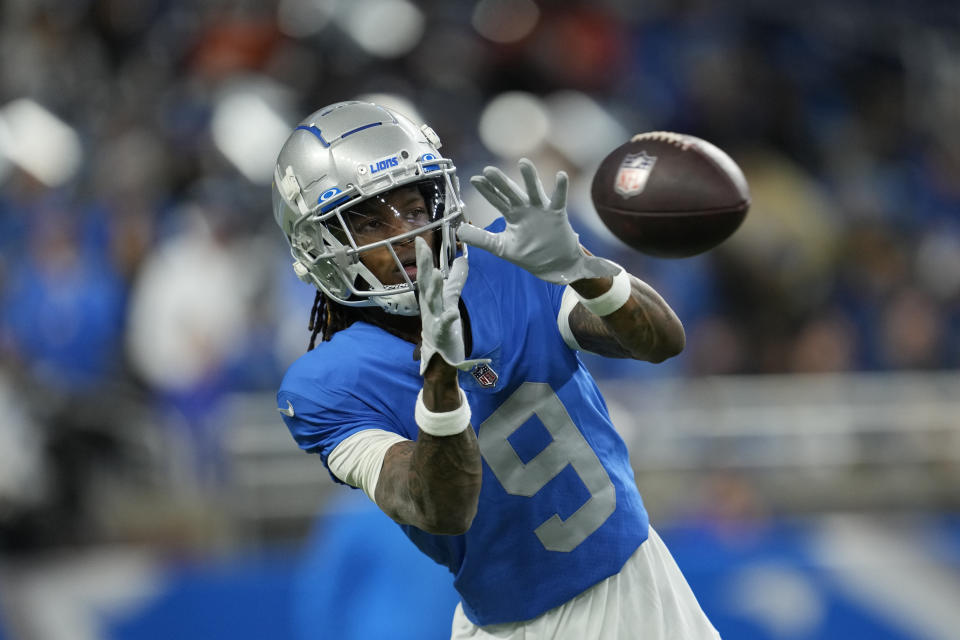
<box><xmin>477</xmin><ymin>382</ymin><xmax>616</xmax><ymax>552</ymax></box>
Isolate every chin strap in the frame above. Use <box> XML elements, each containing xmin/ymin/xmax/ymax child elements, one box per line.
<box><xmin>375</xmin><ymin>290</ymin><xmax>420</xmax><ymax>316</ymax></box>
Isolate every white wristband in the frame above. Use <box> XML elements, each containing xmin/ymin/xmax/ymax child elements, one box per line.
<box><xmin>576</xmin><ymin>266</ymin><xmax>631</xmax><ymax>316</ymax></box>
<box><xmin>415</xmin><ymin>388</ymin><xmax>471</xmax><ymax>437</ymax></box>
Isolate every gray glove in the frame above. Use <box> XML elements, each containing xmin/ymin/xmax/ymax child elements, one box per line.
<box><xmin>416</xmin><ymin>237</ymin><xmax>490</xmax><ymax>375</ymax></box>
<box><xmin>457</xmin><ymin>158</ymin><xmax>620</xmax><ymax>285</ymax></box>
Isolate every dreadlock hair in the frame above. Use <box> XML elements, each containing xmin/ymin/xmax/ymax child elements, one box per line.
<box><xmin>307</xmin><ymin>291</ymin><xmax>355</xmax><ymax>350</ymax></box>
<box><xmin>307</xmin><ymin>289</ymin><xmax>422</xmax><ymax>351</ymax></box>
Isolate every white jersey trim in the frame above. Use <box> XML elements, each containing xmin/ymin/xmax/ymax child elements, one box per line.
<box><xmin>557</xmin><ymin>286</ymin><xmax>584</xmax><ymax>351</ymax></box>
<box><xmin>327</xmin><ymin>429</ymin><xmax>409</xmax><ymax>502</ymax></box>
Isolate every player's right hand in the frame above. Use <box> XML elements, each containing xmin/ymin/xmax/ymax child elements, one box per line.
<box><xmin>458</xmin><ymin>158</ymin><xmax>619</xmax><ymax>285</ymax></box>
<box><xmin>416</xmin><ymin>237</ymin><xmax>490</xmax><ymax>376</ymax></box>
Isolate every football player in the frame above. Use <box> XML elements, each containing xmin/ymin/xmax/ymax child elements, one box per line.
<box><xmin>273</xmin><ymin>101</ymin><xmax>719</xmax><ymax>639</ymax></box>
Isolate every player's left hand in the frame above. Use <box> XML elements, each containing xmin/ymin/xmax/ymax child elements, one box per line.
<box><xmin>416</xmin><ymin>236</ymin><xmax>490</xmax><ymax>376</ymax></box>
<box><xmin>458</xmin><ymin>158</ymin><xmax>619</xmax><ymax>285</ymax></box>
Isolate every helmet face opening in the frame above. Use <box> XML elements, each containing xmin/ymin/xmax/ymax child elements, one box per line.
<box><xmin>272</xmin><ymin>102</ymin><xmax>464</xmax><ymax>316</ymax></box>
<box><xmin>333</xmin><ymin>180</ymin><xmax>444</xmax><ymax>254</ymax></box>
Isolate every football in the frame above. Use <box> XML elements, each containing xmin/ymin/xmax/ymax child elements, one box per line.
<box><xmin>590</xmin><ymin>132</ymin><xmax>750</xmax><ymax>258</ymax></box>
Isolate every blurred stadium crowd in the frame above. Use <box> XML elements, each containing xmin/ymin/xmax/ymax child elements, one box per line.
<box><xmin>0</xmin><ymin>0</ymin><xmax>958</xmax><ymax>554</ymax></box>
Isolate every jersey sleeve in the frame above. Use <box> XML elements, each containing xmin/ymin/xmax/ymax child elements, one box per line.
<box><xmin>327</xmin><ymin>429</ymin><xmax>409</xmax><ymax>500</ymax></box>
<box><xmin>480</xmin><ymin>216</ymin><xmax>567</xmax><ymax>320</ymax></box>
<box><xmin>277</xmin><ymin>387</ymin><xmax>396</xmax><ymax>486</ymax></box>
<box><xmin>477</xmin><ymin>217</ymin><xmax>600</xmax><ymax>351</ymax></box>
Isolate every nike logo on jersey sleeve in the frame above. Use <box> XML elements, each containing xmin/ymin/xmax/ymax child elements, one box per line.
<box><xmin>277</xmin><ymin>400</ymin><xmax>295</xmax><ymax>417</ymax></box>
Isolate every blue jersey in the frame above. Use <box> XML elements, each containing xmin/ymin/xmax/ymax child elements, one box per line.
<box><xmin>278</xmin><ymin>219</ymin><xmax>649</xmax><ymax>626</ymax></box>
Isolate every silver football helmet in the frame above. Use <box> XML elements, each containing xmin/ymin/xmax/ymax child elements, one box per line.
<box><xmin>272</xmin><ymin>101</ymin><xmax>465</xmax><ymax>316</ymax></box>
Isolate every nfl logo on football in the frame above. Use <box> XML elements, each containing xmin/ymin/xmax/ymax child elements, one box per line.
<box><xmin>614</xmin><ymin>151</ymin><xmax>657</xmax><ymax>198</ymax></box>
<box><xmin>471</xmin><ymin>363</ymin><xmax>498</xmax><ymax>388</ymax></box>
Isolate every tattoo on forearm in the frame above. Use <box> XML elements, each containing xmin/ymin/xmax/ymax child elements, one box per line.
<box><xmin>568</xmin><ymin>303</ymin><xmax>636</xmax><ymax>358</ymax></box>
<box><xmin>377</xmin><ymin>428</ymin><xmax>482</xmax><ymax>533</ymax></box>
<box><xmin>567</xmin><ymin>278</ymin><xmax>681</xmax><ymax>361</ymax></box>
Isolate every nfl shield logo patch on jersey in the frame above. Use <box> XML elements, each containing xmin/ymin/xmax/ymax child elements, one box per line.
<box><xmin>614</xmin><ymin>151</ymin><xmax>657</xmax><ymax>198</ymax></box>
<box><xmin>471</xmin><ymin>363</ymin><xmax>498</xmax><ymax>388</ymax></box>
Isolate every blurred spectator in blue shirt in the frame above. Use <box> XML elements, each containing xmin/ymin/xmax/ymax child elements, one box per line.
<box><xmin>1</xmin><ymin>197</ymin><xmax>126</xmax><ymax>391</ymax></box>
